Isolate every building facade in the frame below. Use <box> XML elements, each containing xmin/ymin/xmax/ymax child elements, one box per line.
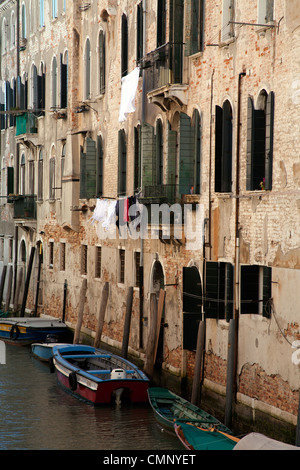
<box><xmin>1</xmin><ymin>0</ymin><xmax>300</xmax><ymax>441</ymax></box>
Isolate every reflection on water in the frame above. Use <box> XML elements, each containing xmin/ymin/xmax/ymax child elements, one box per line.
<box><xmin>0</xmin><ymin>344</ymin><xmax>181</xmax><ymax>450</ymax></box>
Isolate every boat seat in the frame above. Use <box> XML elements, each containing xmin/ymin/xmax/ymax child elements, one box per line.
<box><xmin>88</xmin><ymin>369</ymin><xmax>135</xmax><ymax>375</ymax></box>
<box><xmin>62</xmin><ymin>354</ymin><xmax>111</xmax><ymax>359</ymax></box>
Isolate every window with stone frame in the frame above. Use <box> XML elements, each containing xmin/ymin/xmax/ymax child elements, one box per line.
<box><xmin>246</xmin><ymin>91</ymin><xmax>274</xmax><ymax>191</ymax></box>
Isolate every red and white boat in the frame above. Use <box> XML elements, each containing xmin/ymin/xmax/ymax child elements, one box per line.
<box><xmin>52</xmin><ymin>344</ymin><xmax>149</xmax><ymax>405</ymax></box>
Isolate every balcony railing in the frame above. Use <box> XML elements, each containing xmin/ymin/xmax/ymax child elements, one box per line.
<box><xmin>16</xmin><ymin>113</ymin><xmax>38</xmax><ymax>136</ymax></box>
<box><xmin>12</xmin><ymin>195</ymin><xmax>37</xmax><ymax>219</ymax></box>
<box><xmin>141</xmin><ymin>184</ymin><xmax>181</xmax><ymax>205</ymax></box>
<box><xmin>141</xmin><ymin>42</ymin><xmax>184</xmax><ymax>94</ymax></box>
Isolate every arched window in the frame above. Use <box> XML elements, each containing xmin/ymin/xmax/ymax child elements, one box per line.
<box><xmin>121</xmin><ymin>14</ymin><xmax>128</xmax><ymax>78</ymax></box>
<box><xmin>49</xmin><ymin>146</ymin><xmax>56</xmax><ymax>200</ymax></box>
<box><xmin>21</xmin><ymin>3</ymin><xmax>26</xmax><ymax>40</ymax></box>
<box><xmin>2</xmin><ymin>18</ymin><xmax>7</xmax><ymax>53</ymax></box>
<box><xmin>99</xmin><ymin>30</ymin><xmax>105</xmax><ymax>95</ymax></box>
<box><xmin>60</xmin><ymin>51</ymin><xmax>68</xmax><ymax>108</ymax></box>
<box><xmin>40</xmin><ymin>0</ymin><xmax>45</xmax><ymax>27</ymax></box>
<box><xmin>38</xmin><ymin>148</ymin><xmax>43</xmax><ymax>200</ymax></box>
<box><xmin>246</xmin><ymin>90</ymin><xmax>274</xmax><ymax>191</ymax></box>
<box><xmin>97</xmin><ymin>136</ymin><xmax>103</xmax><ymax>197</ymax></box>
<box><xmin>215</xmin><ymin>100</ymin><xmax>233</xmax><ymax>193</ymax></box>
<box><xmin>156</xmin><ymin>119</ymin><xmax>164</xmax><ymax>185</ymax></box>
<box><xmin>84</xmin><ymin>38</ymin><xmax>91</xmax><ymax>100</ymax></box>
<box><xmin>51</xmin><ymin>56</ymin><xmax>57</xmax><ymax>108</ymax></box>
<box><xmin>192</xmin><ymin>109</ymin><xmax>201</xmax><ymax>194</ymax></box>
<box><xmin>118</xmin><ymin>129</ymin><xmax>127</xmax><ymax>195</ymax></box>
<box><xmin>11</xmin><ymin>12</ymin><xmax>16</xmax><ymax>48</ymax></box>
<box><xmin>20</xmin><ymin>152</ymin><xmax>26</xmax><ymax>195</ymax></box>
<box><xmin>31</xmin><ymin>64</ymin><xmax>38</xmax><ymax>110</ymax></box>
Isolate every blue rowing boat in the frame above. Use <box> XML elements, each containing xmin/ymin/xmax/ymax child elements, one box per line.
<box><xmin>0</xmin><ymin>317</ymin><xmax>72</xmax><ymax>345</ymax></box>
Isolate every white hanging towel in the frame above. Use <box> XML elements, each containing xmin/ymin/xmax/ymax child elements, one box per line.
<box><xmin>119</xmin><ymin>67</ymin><xmax>140</xmax><ymax>122</ymax></box>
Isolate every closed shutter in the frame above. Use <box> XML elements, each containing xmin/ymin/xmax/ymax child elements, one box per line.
<box><xmin>141</xmin><ymin>122</ymin><xmax>155</xmax><ymax>187</ymax></box>
<box><xmin>265</xmin><ymin>91</ymin><xmax>274</xmax><ymax>190</ymax></box>
<box><xmin>97</xmin><ymin>136</ymin><xmax>103</xmax><ymax>197</ymax></box>
<box><xmin>179</xmin><ymin>113</ymin><xmax>194</xmax><ymax>194</ymax></box>
<box><xmin>118</xmin><ymin>130</ymin><xmax>127</xmax><ymax>195</ymax></box>
<box><xmin>167</xmin><ymin>124</ymin><xmax>177</xmax><ymax>186</ymax></box>
<box><xmin>99</xmin><ymin>31</ymin><xmax>105</xmax><ymax>94</ymax></box>
<box><xmin>215</xmin><ymin>105</ymin><xmax>223</xmax><ymax>192</ymax></box>
<box><xmin>85</xmin><ymin>137</ymin><xmax>97</xmax><ymax>199</ymax></box>
<box><xmin>80</xmin><ymin>146</ymin><xmax>86</xmax><ymax>199</ymax></box>
<box><xmin>262</xmin><ymin>266</ymin><xmax>272</xmax><ymax>318</ymax></box>
<box><xmin>183</xmin><ymin>266</ymin><xmax>202</xmax><ymax>350</ymax></box>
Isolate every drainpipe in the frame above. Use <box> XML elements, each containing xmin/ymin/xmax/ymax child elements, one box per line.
<box><xmin>13</xmin><ymin>0</ymin><xmax>20</xmax><ymax>304</ymax></box>
<box><xmin>225</xmin><ymin>71</ymin><xmax>246</xmax><ymax>429</ymax></box>
<box><xmin>139</xmin><ymin>0</ymin><xmax>147</xmax><ymax>349</ymax></box>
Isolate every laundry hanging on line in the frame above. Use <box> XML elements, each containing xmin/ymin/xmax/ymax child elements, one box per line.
<box><xmin>119</xmin><ymin>67</ymin><xmax>140</xmax><ymax>122</ymax></box>
<box><xmin>90</xmin><ymin>195</ymin><xmax>142</xmax><ymax>231</ymax></box>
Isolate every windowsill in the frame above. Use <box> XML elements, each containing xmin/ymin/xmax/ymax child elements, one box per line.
<box><xmin>256</xmin><ymin>21</ymin><xmax>275</xmax><ymax>36</ymax></box>
<box><xmin>117</xmin><ymin>282</ymin><xmax>125</xmax><ymax>289</ymax></box>
<box><xmin>219</xmin><ymin>36</ymin><xmax>236</xmax><ymax>48</ymax></box>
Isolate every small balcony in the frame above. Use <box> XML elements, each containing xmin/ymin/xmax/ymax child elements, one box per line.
<box><xmin>16</xmin><ymin>113</ymin><xmax>38</xmax><ymax>136</ymax></box>
<box><xmin>11</xmin><ymin>195</ymin><xmax>37</xmax><ymax>220</ymax></box>
<box><xmin>141</xmin><ymin>42</ymin><xmax>188</xmax><ymax>110</ymax></box>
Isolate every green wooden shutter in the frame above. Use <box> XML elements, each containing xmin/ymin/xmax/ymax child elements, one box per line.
<box><xmin>85</xmin><ymin>137</ymin><xmax>97</xmax><ymax>198</ymax></box>
<box><xmin>215</xmin><ymin>105</ymin><xmax>223</xmax><ymax>192</ymax></box>
<box><xmin>80</xmin><ymin>146</ymin><xmax>86</xmax><ymax>199</ymax></box>
<box><xmin>265</xmin><ymin>91</ymin><xmax>274</xmax><ymax>190</ymax></box>
<box><xmin>183</xmin><ymin>266</ymin><xmax>202</xmax><ymax>350</ymax></box>
<box><xmin>262</xmin><ymin>266</ymin><xmax>272</xmax><ymax>318</ymax></box>
<box><xmin>205</xmin><ymin>261</ymin><xmax>233</xmax><ymax>320</ymax></box>
<box><xmin>167</xmin><ymin>124</ymin><xmax>177</xmax><ymax>186</ymax></box>
<box><xmin>141</xmin><ymin>122</ymin><xmax>155</xmax><ymax>188</ymax></box>
<box><xmin>179</xmin><ymin>113</ymin><xmax>194</xmax><ymax>194</ymax></box>
<box><xmin>97</xmin><ymin>135</ymin><xmax>103</xmax><ymax>197</ymax></box>
<box><xmin>118</xmin><ymin>130</ymin><xmax>127</xmax><ymax>195</ymax></box>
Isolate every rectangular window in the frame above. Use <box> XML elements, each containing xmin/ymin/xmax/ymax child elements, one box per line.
<box><xmin>134</xmin><ymin>251</ymin><xmax>140</xmax><ymax>287</ymax></box>
<box><xmin>60</xmin><ymin>243</ymin><xmax>66</xmax><ymax>271</ymax></box>
<box><xmin>40</xmin><ymin>0</ymin><xmax>45</xmax><ymax>27</ymax></box>
<box><xmin>81</xmin><ymin>245</ymin><xmax>87</xmax><ymax>275</ymax></box>
<box><xmin>52</xmin><ymin>0</ymin><xmax>58</xmax><ymax>19</ymax></box>
<box><xmin>119</xmin><ymin>249</ymin><xmax>125</xmax><ymax>284</ymax></box>
<box><xmin>95</xmin><ymin>246</ymin><xmax>102</xmax><ymax>278</ymax></box>
<box><xmin>258</xmin><ymin>0</ymin><xmax>274</xmax><ymax>24</ymax></box>
<box><xmin>240</xmin><ymin>265</ymin><xmax>272</xmax><ymax>317</ymax></box>
<box><xmin>49</xmin><ymin>242</ymin><xmax>54</xmax><ymax>268</ymax></box>
<box><xmin>222</xmin><ymin>0</ymin><xmax>235</xmax><ymax>42</ymax></box>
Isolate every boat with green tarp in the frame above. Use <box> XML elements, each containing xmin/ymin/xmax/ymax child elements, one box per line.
<box><xmin>148</xmin><ymin>387</ymin><xmax>239</xmax><ymax>449</ymax></box>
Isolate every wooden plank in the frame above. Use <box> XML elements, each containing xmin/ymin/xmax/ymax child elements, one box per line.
<box><xmin>153</xmin><ymin>289</ymin><xmax>166</xmax><ymax>363</ymax></box>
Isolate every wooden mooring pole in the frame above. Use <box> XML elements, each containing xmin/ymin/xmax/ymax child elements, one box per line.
<box><xmin>4</xmin><ymin>265</ymin><xmax>13</xmax><ymax>313</ymax></box>
<box><xmin>73</xmin><ymin>278</ymin><xmax>87</xmax><ymax>344</ymax></box>
<box><xmin>144</xmin><ymin>293</ymin><xmax>158</xmax><ymax>378</ymax></box>
<box><xmin>0</xmin><ymin>265</ymin><xmax>7</xmax><ymax>310</ymax></box>
<box><xmin>191</xmin><ymin>318</ymin><xmax>206</xmax><ymax>405</ymax></box>
<box><xmin>94</xmin><ymin>282</ymin><xmax>109</xmax><ymax>348</ymax></box>
<box><xmin>13</xmin><ymin>267</ymin><xmax>23</xmax><ymax>312</ymax></box>
<box><xmin>20</xmin><ymin>246</ymin><xmax>35</xmax><ymax>317</ymax></box>
<box><xmin>121</xmin><ymin>286</ymin><xmax>134</xmax><ymax>359</ymax></box>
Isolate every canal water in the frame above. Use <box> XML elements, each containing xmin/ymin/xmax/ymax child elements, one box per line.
<box><xmin>0</xmin><ymin>343</ymin><xmax>182</xmax><ymax>451</ymax></box>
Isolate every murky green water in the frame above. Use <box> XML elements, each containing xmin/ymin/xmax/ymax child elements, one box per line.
<box><xmin>0</xmin><ymin>343</ymin><xmax>181</xmax><ymax>451</ymax></box>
